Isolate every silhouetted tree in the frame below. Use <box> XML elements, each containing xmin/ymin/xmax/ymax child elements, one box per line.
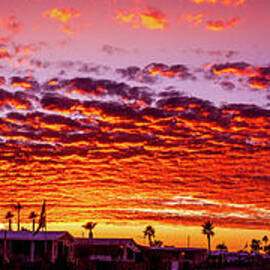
<box><xmin>5</xmin><ymin>211</ymin><xmax>14</xmax><ymax>231</ymax></box>
<box><xmin>202</xmin><ymin>221</ymin><xmax>215</xmax><ymax>253</ymax></box>
<box><xmin>238</xmin><ymin>242</ymin><xmax>248</xmax><ymax>253</ymax></box>
<box><xmin>14</xmin><ymin>203</ymin><xmax>23</xmax><ymax>231</ymax></box>
<box><xmin>82</xmin><ymin>222</ymin><xmax>97</xmax><ymax>239</ymax></box>
<box><xmin>262</xmin><ymin>235</ymin><xmax>268</xmax><ymax>246</ymax></box>
<box><xmin>29</xmin><ymin>211</ymin><xmax>38</xmax><ymax>232</ymax></box>
<box><xmin>216</xmin><ymin>242</ymin><xmax>228</xmax><ymax>251</ymax></box>
<box><xmin>250</xmin><ymin>239</ymin><xmax>262</xmax><ymax>253</ymax></box>
<box><xmin>264</xmin><ymin>245</ymin><xmax>270</xmax><ymax>255</ymax></box>
<box><xmin>143</xmin><ymin>225</ymin><xmax>155</xmax><ymax>246</ymax></box>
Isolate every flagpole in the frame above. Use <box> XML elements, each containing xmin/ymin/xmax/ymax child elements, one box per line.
<box><xmin>44</xmin><ymin>200</ymin><xmax>48</xmax><ymax>255</ymax></box>
<box><xmin>33</xmin><ymin>200</ymin><xmax>46</xmax><ymax>235</ymax></box>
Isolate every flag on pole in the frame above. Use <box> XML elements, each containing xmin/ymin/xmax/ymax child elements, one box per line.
<box><xmin>33</xmin><ymin>200</ymin><xmax>46</xmax><ymax>235</ymax></box>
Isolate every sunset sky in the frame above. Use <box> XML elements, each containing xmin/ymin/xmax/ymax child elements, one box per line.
<box><xmin>0</xmin><ymin>0</ymin><xmax>270</xmax><ymax>251</ymax></box>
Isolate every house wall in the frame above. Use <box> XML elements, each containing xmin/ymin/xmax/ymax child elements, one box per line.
<box><xmin>171</xmin><ymin>260</ymin><xmax>179</xmax><ymax>270</ymax></box>
<box><xmin>87</xmin><ymin>260</ymin><xmax>146</xmax><ymax>270</ymax></box>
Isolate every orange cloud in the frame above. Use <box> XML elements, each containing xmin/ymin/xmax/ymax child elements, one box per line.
<box><xmin>183</xmin><ymin>13</ymin><xmax>239</xmax><ymax>31</ymax></box>
<box><xmin>191</xmin><ymin>0</ymin><xmax>217</xmax><ymax>3</ymax></box>
<box><xmin>184</xmin><ymin>12</ymin><xmax>206</xmax><ymax>26</ymax></box>
<box><xmin>0</xmin><ymin>48</ymin><xmax>10</xmax><ymax>60</ymax></box>
<box><xmin>191</xmin><ymin>0</ymin><xmax>246</xmax><ymax>5</ymax></box>
<box><xmin>248</xmin><ymin>79</ymin><xmax>268</xmax><ymax>89</ymax></box>
<box><xmin>43</xmin><ymin>8</ymin><xmax>80</xmax><ymax>23</ymax></box>
<box><xmin>42</xmin><ymin>8</ymin><xmax>80</xmax><ymax>34</ymax></box>
<box><xmin>206</xmin><ymin>17</ymin><xmax>240</xmax><ymax>31</ymax></box>
<box><xmin>15</xmin><ymin>44</ymin><xmax>37</xmax><ymax>57</ymax></box>
<box><xmin>212</xmin><ymin>65</ymin><xmax>255</xmax><ymax>76</ymax></box>
<box><xmin>140</xmin><ymin>8</ymin><xmax>168</xmax><ymax>30</ymax></box>
<box><xmin>61</xmin><ymin>25</ymin><xmax>75</xmax><ymax>35</ymax></box>
<box><xmin>116</xmin><ymin>11</ymin><xmax>135</xmax><ymax>24</ymax></box>
<box><xmin>222</xmin><ymin>0</ymin><xmax>246</xmax><ymax>6</ymax></box>
<box><xmin>10</xmin><ymin>82</ymin><xmax>32</xmax><ymax>89</ymax></box>
<box><xmin>116</xmin><ymin>7</ymin><xmax>168</xmax><ymax>30</ymax></box>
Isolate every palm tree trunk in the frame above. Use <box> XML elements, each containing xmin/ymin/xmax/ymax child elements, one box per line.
<box><xmin>17</xmin><ymin>209</ymin><xmax>20</xmax><ymax>231</ymax></box>
<box><xmin>32</xmin><ymin>219</ymin><xmax>35</xmax><ymax>232</ymax></box>
<box><xmin>8</xmin><ymin>219</ymin><xmax>12</xmax><ymax>231</ymax></box>
<box><xmin>148</xmin><ymin>235</ymin><xmax>152</xmax><ymax>246</ymax></box>
<box><xmin>89</xmin><ymin>230</ymin><xmax>93</xmax><ymax>239</ymax></box>
<box><xmin>208</xmin><ymin>235</ymin><xmax>211</xmax><ymax>254</ymax></box>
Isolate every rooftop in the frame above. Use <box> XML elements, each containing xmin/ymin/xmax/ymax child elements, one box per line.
<box><xmin>75</xmin><ymin>238</ymin><xmax>136</xmax><ymax>246</ymax></box>
<box><xmin>0</xmin><ymin>231</ymin><xmax>74</xmax><ymax>241</ymax></box>
<box><xmin>142</xmin><ymin>246</ymin><xmax>207</xmax><ymax>252</ymax></box>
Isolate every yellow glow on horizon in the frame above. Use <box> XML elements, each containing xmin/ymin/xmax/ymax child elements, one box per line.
<box><xmin>15</xmin><ymin>221</ymin><xmax>270</xmax><ymax>252</ymax></box>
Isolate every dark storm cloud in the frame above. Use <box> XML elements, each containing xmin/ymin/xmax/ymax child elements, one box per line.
<box><xmin>77</xmin><ymin>63</ymin><xmax>110</xmax><ymax>74</ymax></box>
<box><xmin>220</xmin><ymin>81</ymin><xmax>235</xmax><ymax>90</ymax></box>
<box><xmin>203</xmin><ymin>62</ymin><xmax>270</xmax><ymax>90</ymax></box>
<box><xmin>221</xmin><ymin>103</ymin><xmax>270</xmax><ymax>119</ymax></box>
<box><xmin>41</xmin><ymin>93</ymin><xmax>80</xmax><ymax>111</ymax></box>
<box><xmin>116</xmin><ymin>66</ymin><xmax>142</xmax><ymax>81</ymax></box>
<box><xmin>211</xmin><ymin>62</ymin><xmax>251</xmax><ymax>75</ymax></box>
<box><xmin>61</xmin><ymin>77</ymin><xmax>153</xmax><ymax>105</ymax></box>
<box><xmin>157</xmin><ymin>95</ymin><xmax>214</xmax><ymax>110</ymax></box>
<box><xmin>184</xmin><ymin>48</ymin><xmax>238</xmax><ymax>58</ymax></box>
<box><xmin>0</xmin><ymin>88</ymin><xmax>33</xmax><ymax>110</ymax></box>
<box><xmin>248</xmin><ymin>67</ymin><xmax>270</xmax><ymax>89</ymax></box>
<box><xmin>10</xmin><ymin>76</ymin><xmax>40</xmax><ymax>90</ymax></box>
<box><xmin>117</xmin><ymin>62</ymin><xmax>195</xmax><ymax>84</ymax></box>
<box><xmin>101</xmin><ymin>44</ymin><xmax>128</xmax><ymax>55</ymax></box>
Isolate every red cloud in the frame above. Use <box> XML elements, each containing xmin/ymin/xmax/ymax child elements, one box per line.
<box><xmin>0</xmin><ymin>16</ymin><xmax>21</xmax><ymax>42</ymax></box>
<box><xmin>183</xmin><ymin>12</ymin><xmax>240</xmax><ymax>31</ymax></box>
<box><xmin>1</xmin><ymin>16</ymin><xmax>21</xmax><ymax>34</ymax></box>
<box><xmin>206</xmin><ymin>17</ymin><xmax>240</xmax><ymax>31</ymax></box>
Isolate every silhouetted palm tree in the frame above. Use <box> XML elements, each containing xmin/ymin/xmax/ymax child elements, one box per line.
<box><xmin>216</xmin><ymin>242</ymin><xmax>228</xmax><ymax>251</ymax></box>
<box><xmin>263</xmin><ymin>235</ymin><xmax>268</xmax><ymax>245</ymax></box>
<box><xmin>143</xmin><ymin>225</ymin><xmax>155</xmax><ymax>246</ymax></box>
<box><xmin>29</xmin><ymin>211</ymin><xmax>38</xmax><ymax>232</ymax></box>
<box><xmin>5</xmin><ymin>211</ymin><xmax>14</xmax><ymax>231</ymax></box>
<box><xmin>14</xmin><ymin>203</ymin><xmax>23</xmax><ymax>231</ymax></box>
<box><xmin>202</xmin><ymin>221</ymin><xmax>215</xmax><ymax>253</ymax></box>
<box><xmin>82</xmin><ymin>222</ymin><xmax>97</xmax><ymax>239</ymax></box>
<box><xmin>263</xmin><ymin>236</ymin><xmax>269</xmax><ymax>254</ymax></box>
